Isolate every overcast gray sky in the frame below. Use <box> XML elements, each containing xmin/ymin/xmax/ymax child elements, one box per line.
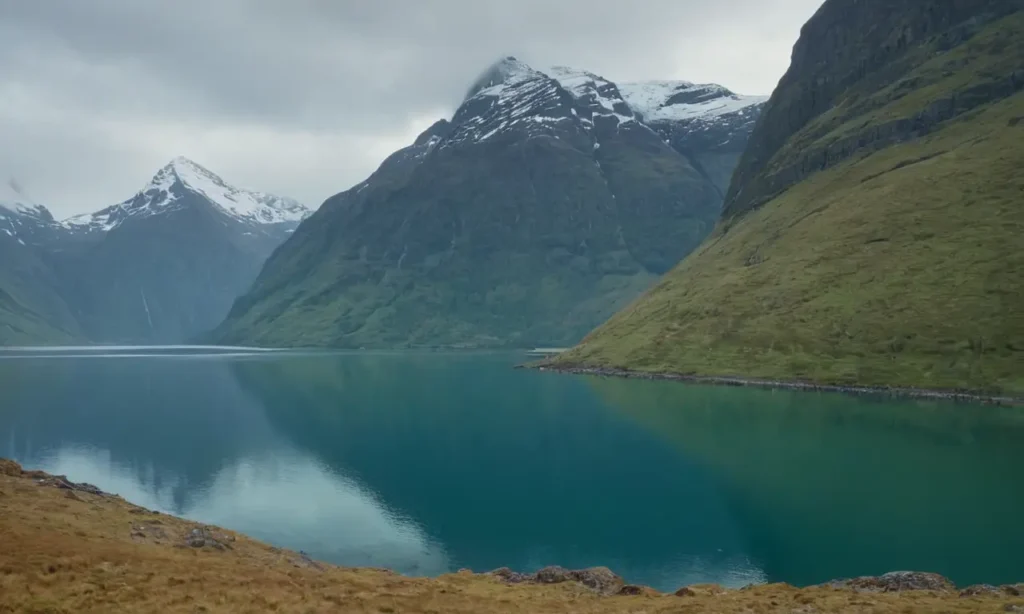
<box><xmin>0</xmin><ymin>0</ymin><xmax>824</xmax><ymax>217</ymax></box>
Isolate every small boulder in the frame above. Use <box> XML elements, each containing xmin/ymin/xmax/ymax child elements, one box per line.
<box><xmin>827</xmin><ymin>571</ymin><xmax>955</xmax><ymax>593</ymax></box>
<box><xmin>1004</xmin><ymin>585</ymin><xmax>1024</xmax><ymax>597</ymax></box>
<box><xmin>675</xmin><ymin>584</ymin><xmax>727</xmax><ymax>597</ymax></box>
<box><xmin>618</xmin><ymin>584</ymin><xmax>645</xmax><ymax>596</ymax></box>
<box><xmin>961</xmin><ymin>584</ymin><xmax>1003</xmax><ymax>597</ymax></box>
<box><xmin>534</xmin><ymin>566</ymin><xmax>573</xmax><ymax>584</ymax></box>
<box><xmin>488</xmin><ymin>567</ymin><xmax>530</xmax><ymax>584</ymax></box>
<box><xmin>182</xmin><ymin>526</ymin><xmax>231</xmax><ymax>551</ymax></box>
<box><xmin>568</xmin><ymin>567</ymin><xmax>624</xmax><ymax>595</ymax></box>
<box><xmin>490</xmin><ymin>565</ymin><xmax>624</xmax><ymax>594</ymax></box>
<box><xmin>187</xmin><ymin>529</ymin><xmax>206</xmax><ymax>548</ymax></box>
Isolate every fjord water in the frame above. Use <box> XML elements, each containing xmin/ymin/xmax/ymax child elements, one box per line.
<box><xmin>1</xmin><ymin>349</ymin><xmax>1022</xmax><ymax>591</ymax></box>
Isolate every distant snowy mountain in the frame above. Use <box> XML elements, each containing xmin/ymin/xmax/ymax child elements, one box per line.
<box><xmin>63</xmin><ymin>157</ymin><xmax>309</xmax><ymax>234</ymax></box>
<box><xmin>0</xmin><ymin>158</ymin><xmax>310</xmax><ymax>345</ymax></box>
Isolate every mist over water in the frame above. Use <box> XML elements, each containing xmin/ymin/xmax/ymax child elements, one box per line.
<box><xmin>1</xmin><ymin>349</ymin><xmax>1021</xmax><ymax>590</ymax></box>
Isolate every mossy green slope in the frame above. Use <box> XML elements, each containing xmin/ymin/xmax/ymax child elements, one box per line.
<box><xmin>557</xmin><ymin>5</ymin><xmax>1024</xmax><ymax>395</ymax></box>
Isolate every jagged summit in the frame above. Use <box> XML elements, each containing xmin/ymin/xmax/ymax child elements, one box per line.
<box><xmin>618</xmin><ymin>81</ymin><xmax>768</xmax><ymax>125</ymax></box>
<box><xmin>1</xmin><ymin>194</ymin><xmax>62</xmax><ymax>246</ymax></box>
<box><xmin>446</xmin><ymin>57</ymin><xmax>768</xmax><ymax>151</ymax></box>
<box><xmin>0</xmin><ymin>201</ymin><xmax>52</xmax><ymax>219</ymax></box>
<box><xmin>463</xmin><ymin>56</ymin><xmax>540</xmax><ymax>101</ymax></box>
<box><xmin>63</xmin><ymin>158</ymin><xmax>309</xmax><ymax>233</ymax></box>
<box><xmin>448</xmin><ymin>57</ymin><xmax>648</xmax><ymax>147</ymax></box>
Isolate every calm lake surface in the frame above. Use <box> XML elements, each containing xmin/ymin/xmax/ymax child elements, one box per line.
<box><xmin>1</xmin><ymin>348</ymin><xmax>1022</xmax><ymax>591</ymax></box>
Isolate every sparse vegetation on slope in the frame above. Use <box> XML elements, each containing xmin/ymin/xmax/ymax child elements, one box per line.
<box><xmin>556</xmin><ymin>7</ymin><xmax>1024</xmax><ymax>394</ymax></box>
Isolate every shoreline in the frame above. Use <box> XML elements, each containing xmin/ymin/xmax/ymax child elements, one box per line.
<box><xmin>3</xmin><ymin>459</ymin><xmax>1024</xmax><ymax>612</ymax></box>
<box><xmin>527</xmin><ymin>363</ymin><xmax>1024</xmax><ymax>407</ymax></box>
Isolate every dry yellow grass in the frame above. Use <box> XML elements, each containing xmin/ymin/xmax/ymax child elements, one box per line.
<box><xmin>1</xmin><ymin>459</ymin><xmax>1021</xmax><ymax>613</ymax></box>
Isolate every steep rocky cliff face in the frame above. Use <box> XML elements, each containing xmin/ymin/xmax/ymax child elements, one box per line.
<box><xmin>556</xmin><ymin>1</ymin><xmax>1024</xmax><ymax>394</ymax></box>
<box><xmin>215</xmin><ymin>59</ymin><xmax>762</xmax><ymax>349</ymax></box>
<box><xmin>725</xmin><ymin>0</ymin><xmax>1024</xmax><ymax>218</ymax></box>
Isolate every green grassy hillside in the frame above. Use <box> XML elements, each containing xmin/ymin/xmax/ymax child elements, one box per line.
<box><xmin>556</xmin><ymin>9</ymin><xmax>1024</xmax><ymax>394</ymax></box>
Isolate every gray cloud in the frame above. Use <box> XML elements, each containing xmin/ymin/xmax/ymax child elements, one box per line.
<box><xmin>0</xmin><ymin>0</ymin><xmax>824</xmax><ymax>217</ymax></box>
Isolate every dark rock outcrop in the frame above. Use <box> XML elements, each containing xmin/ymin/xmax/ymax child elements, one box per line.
<box><xmin>489</xmin><ymin>565</ymin><xmax>624</xmax><ymax>595</ymax></box>
<box><xmin>181</xmin><ymin>526</ymin><xmax>235</xmax><ymax>551</ymax></box>
<box><xmin>823</xmin><ymin>571</ymin><xmax>956</xmax><ymax>593</ymax></box>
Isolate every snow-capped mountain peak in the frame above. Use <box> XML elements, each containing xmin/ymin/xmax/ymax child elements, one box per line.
<box><xmin>542</xmin><ymin>65</ymin><xmax>637</xmax><ymax>125</ymax></box>
<box><xmin>0</xmin><ymin>200</ymin><xmax>52</xmax><ymax>219</ymax></box>
<box><xmin>463</xmin><ymin>56</ymin><xmax>544</xmax><ymax>101</ymax></box>
<box><xmin>63</xmin><ymin>157</ymin><xmax>310</xmax><ymax>233</ymax></box>
<box><xmin>451</xmin><ymin>57</ymin><xmax>643</xmax><ymax>146</ymax></box>
<box><xmin>0</xmin><ymin>201</ymin><xmax>62</xmax><ymax>246</ymax></box>
<box><xmin>618</xmin><ymin>81</ymin><xmax>768</xmax><ymax>125</ymax></box>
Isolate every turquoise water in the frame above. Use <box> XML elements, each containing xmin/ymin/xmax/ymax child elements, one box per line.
<box><xmin>1</xmin><ymin>348</ymin><xmax>1022</xmax><ymax>591</ymax></box>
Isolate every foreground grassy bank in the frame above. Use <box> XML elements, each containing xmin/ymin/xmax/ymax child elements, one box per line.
<box><xmin>2</xmin><ymin>459</ymin><xmax>1022</xmax><ymax>613</ymax></box>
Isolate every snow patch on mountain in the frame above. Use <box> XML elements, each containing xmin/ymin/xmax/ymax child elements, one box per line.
<box><xmin>63</xmin><ymin>157</ymin><xmax>309</xmax><ymax>232</ymax></box>
<box><xmin>452</xmin><ymin>58</ymin><xmax>571</xmax><ymax>144</ymax></box>
<box><xmin>618</xmin><ymin>81</ymin><xmax>768</xmax><ymax>124</ymax></box>
<box><xmin>63</xmin><ymin>205</ymin><xmax>123</xmax><ymax>232</ymax></box>
<box><xmin>452</xmin><ymin>57</ymin><xmax>651</xmax><ymax>146</ymax></box>
<box><xmin>468</xmin><ymin>56</ymin><xmax>544</xmax><ymax>100</ymax></box>
<box><xmin>543</xmin><ymin>65</ymin><xmax>637</xmax><ymax>125</ymax></box>
<box><xmin>1</xmin><ymin>201</ymin><xmax>41</xmax><ymax>216</ymax></box>
<box><xmin>1</xmin><ymin>200</ymin><xmax>62</xmax><ymax>245</ymax></box>
<box><xmin>165</xmin><ymin>157</ymin><xmax>309</xmax><ymax>225</ymax></box>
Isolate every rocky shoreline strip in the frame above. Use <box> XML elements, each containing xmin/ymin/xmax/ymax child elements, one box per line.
<box><xmin>528</xmin><ymin>363</ymin><xmax>1024</xmax><ymax>407</ymax></box>
<box><xmin>487</xmin><ymin>564</ymin><xmax>1024</xmax><ymax>600</ymax></box>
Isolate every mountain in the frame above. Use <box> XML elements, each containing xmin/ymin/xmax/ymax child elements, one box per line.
<box><xmin>0</xmin><ymin>201</ymin><xmax>83</xmax><ymax>343</ymax></box>
<box><xmin>618</xmin><ymin>81</ymin><xmax>766</xmax><ymax>195</ymax></box>
<box><xmin>0</xmin><ymin>201</ymin><xmax>67</xmax><ymax>248</ymax></box>
<box><xmin>0</xmin><ymin>158</ymin><xmax>309</xmax><ymax>345</ymax></box>
<box><xmin>63</xmin><ymin>157</ymin><xmax>308</xmax><ymax>236</ymax></box>
<box><xmin>213</xmin><ymin>59</ymin><xmax>764</xmax><ymax>349</ymax></box>
<box><xmin>554</xmin><ymin>1</ymin><xmax>1024</xmax><ymax>394</ymax></box>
